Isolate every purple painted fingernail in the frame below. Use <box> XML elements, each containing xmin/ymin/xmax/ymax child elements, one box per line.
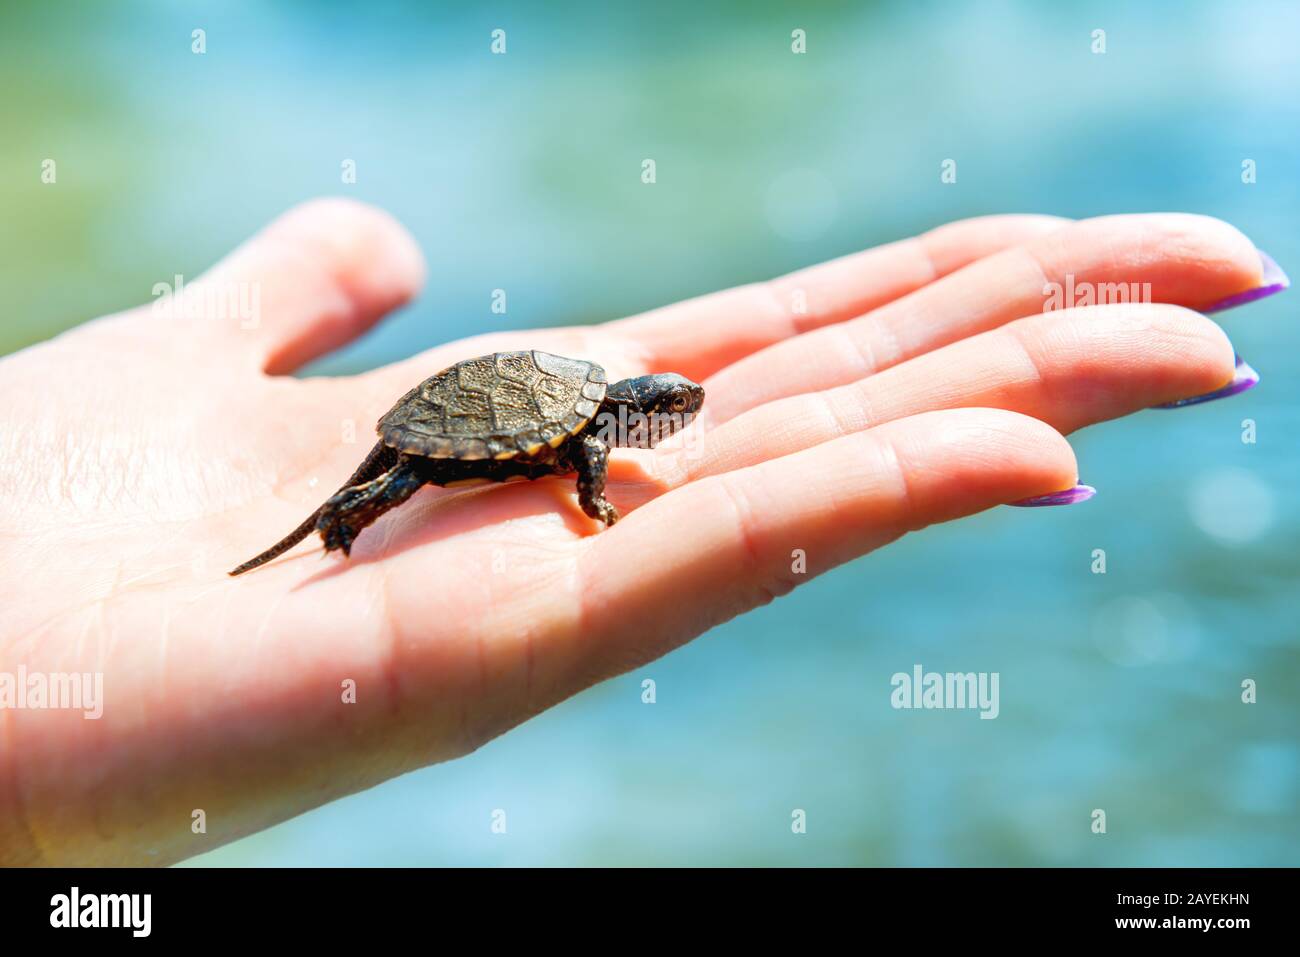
<box><xmin>1008</xmin><ymin>484</ymin><xmax>1096</xmax><ymax>507</ymax></box>
<box><xmin>1203</xmin><ymin>250</ymin><xmax>1289</xmax><ymax>313</ymax></box>
<box><xmin>1152</xmin><ymin>354</ymin><xmax>1259</xmax><ymax>409</ymax></box>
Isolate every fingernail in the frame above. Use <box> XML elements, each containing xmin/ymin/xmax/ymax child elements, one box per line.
<box><xmin>1152</xmin><ymin>354</ymin><xmax>1259</xmax><ymax>409</ymax></box>
<box><xmin>1203</xmin><ymin>250</ymin><xmax>1290</xmax><ymax>313</ymax></box>
<box><xmin>1008</xmin><ymin>484</ymin><xmax>1096</xmax><ymax>507</ymax></box>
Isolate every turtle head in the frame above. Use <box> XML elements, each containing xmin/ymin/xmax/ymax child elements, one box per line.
<box><xmin>597</xmin><ymin>373</ymin><xmax>705</xmax><ymax>448</ymax></box>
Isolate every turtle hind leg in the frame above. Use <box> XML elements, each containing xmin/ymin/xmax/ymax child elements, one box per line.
<box><xmin>316</xmin><ymin>455</ymin><xmax>430</xmax><ymax>557</ymax></box>
<box><xmin>572</xmin><ymin>433</ymin><xmax>619</xmax><ymax>526</ymax></box>
<box><xmin>228</xmin><ymin>442</ymin><xmax>398</xmax><ymax>576</ymax></box>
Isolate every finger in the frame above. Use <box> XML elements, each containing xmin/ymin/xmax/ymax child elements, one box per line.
<box><xmin>575</xmin><ymin>408</ymin><xmax>1078</xmax><ymax>677</ymax></box>
<box><xmin>181</xmin><ymin>197</ymin><xmax>427</xmax><ymax>374</ymax></box>
<box><xmin>658</xmin><ymin>303</ymin><xmax>1234</xmax><ymax>484</ymax></box>
<box><xmin>356</xmin><ymin>216</ymin><xmax>1069</xmax><ymax>398</ymax></box>
<box><xmin>609</xmin><ymin>214</ymin><xmax>1070</xmax><ymax>381</ymax></box>
<box><xmin>704</xmin><ymin>213</ymin><xmax>1264</xmax><ymax>423</ymax></box>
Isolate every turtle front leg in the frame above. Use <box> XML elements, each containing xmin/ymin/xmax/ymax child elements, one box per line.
<box><xmin>316</xmin><ymin>455</ymin><xmax>429</xmax><ymax>556</ymax></box>
<box><xmin>572</xmin><ymin>433</ymin><xmax>619</xmax><ymax>526</ymax></box>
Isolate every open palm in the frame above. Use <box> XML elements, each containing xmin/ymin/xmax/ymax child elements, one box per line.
<box><xmin>1</xmin><ymin>199</ymin><xmax>1271</xmax><ymax>864</ymax></box>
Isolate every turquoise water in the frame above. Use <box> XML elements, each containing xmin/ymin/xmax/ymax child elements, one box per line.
<box><xmin>3</xmin><ymin>1</ymin><xmax>1296</xmax><ymax>865</ymax></box>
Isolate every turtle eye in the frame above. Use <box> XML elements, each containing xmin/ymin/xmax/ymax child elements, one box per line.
<box><xmin>670</xmin><ymin>394</ymin><xmax>688</xmax><ymax>413</ymax></box>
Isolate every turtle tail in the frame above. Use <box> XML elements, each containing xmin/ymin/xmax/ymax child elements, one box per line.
<box><xmin>227</xmin><ymin>441</ymin><xmax>397</xmax><ymax>576</ymax></box>
<box><xmin>227</xmin><ymin>511</ymin><xmax>323</xmax><ymax>576</ymax></box>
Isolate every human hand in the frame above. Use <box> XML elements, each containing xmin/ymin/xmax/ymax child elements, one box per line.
<box><xmin>0</xmin><ymin>199</ymin><xmax>1281</xmax><ymax>864</ymax></box>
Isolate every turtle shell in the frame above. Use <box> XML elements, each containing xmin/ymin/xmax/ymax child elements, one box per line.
<box><xmin>376</xmin><ymin>351</ymin><xmax>608</xmax><ymax>461</ymax></box>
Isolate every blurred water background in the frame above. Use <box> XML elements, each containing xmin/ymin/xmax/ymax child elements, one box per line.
<box><xmin>2</xmin><ymin>0</ymin><xmax>1296</xmax><ymax>865</ymax></box>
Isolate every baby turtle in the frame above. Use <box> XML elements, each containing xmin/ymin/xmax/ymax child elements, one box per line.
<box><xmin>230</xmin><ymin>350</ymin><xmax>704</xmax><ymax>575</ymax></box>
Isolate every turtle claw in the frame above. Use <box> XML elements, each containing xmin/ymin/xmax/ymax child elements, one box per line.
<box><xmin>317</xmin><ymin>513</ymin><xmax>355</xmax><ymax>556</ymax></box>
<box><xmin>579</xmin><ymin>499</ymin><xmax>619</xmax><ymax>527</ymax></box>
